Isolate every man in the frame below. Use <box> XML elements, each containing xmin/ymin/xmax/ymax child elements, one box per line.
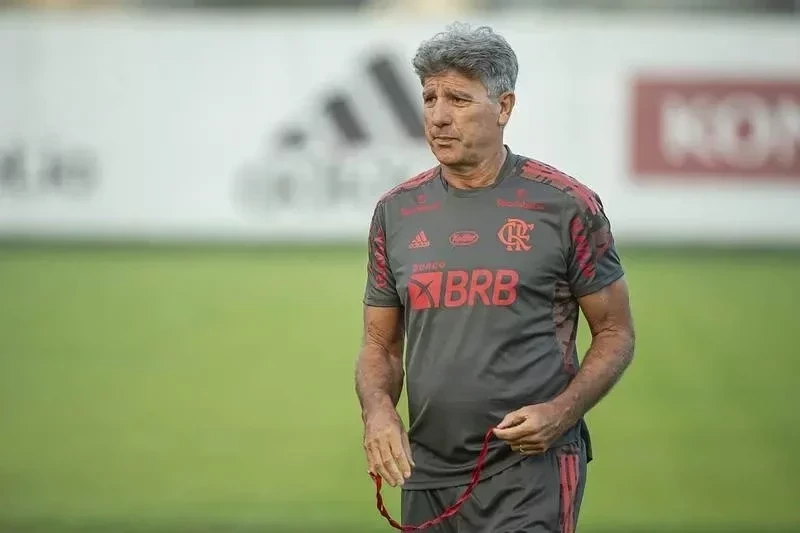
<box><xmin>355</xmin><ymin>22</ymin><xmax>635</xmax><ymax>532</ymax></box>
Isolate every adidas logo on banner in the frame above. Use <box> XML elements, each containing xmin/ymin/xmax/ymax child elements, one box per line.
<box><xmin>235</xmin><ymin>50</ymin><xmax>435</xmax><ymax>216</ymax></box>
<box><xmin>409</xmin><ymin>231</ymin><xmax>431</xmax><ymax>249</ymax></box>
<box><xmin>278</xmin><ymin>53</ymin><xmax>426</xmax><ymax>149</ymax></box>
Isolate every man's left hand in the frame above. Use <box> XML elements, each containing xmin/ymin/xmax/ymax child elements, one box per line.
<box><xmin>492</xmin><ymin>402</ymin><xmax>571</xmax><ymax>455</ymax></box>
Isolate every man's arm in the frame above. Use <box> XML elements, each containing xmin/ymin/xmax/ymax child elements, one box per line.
<box><xmin>355</xmin><ymin>304</ymin><xmax>414</xmax><ymax>487</ymax></box>
<box><xmin>494</xmin><ymin>191</ymin><xmax>634</xmax><ymax>453</ymax></box>
<box><xmin>551</xmin><ymin>277</ymin><xmax>635</xmax><ymax>428</ymax></box>
<box><xmin>492</xmin><ymin>278</ymin><xmax>635</xmax><ymax>452</ymax></box>
<box><xmin>355</xmin><ymin>304</ymin><xmax>405</xmax><ymax>421</ymax></box>
<box><xmin>551</xmin><ymin>190</ymin><xmax>636</xmax><ymax>427</ymax></box>
<box><xmin>357</xmin><ymin>198</ymin><xmax>413</xmax><ymax>486</ymax></box>
<box><xmin>358</xmin><ymin>198</ymin><xmax>405</xmax><ymax>418</ymax></box>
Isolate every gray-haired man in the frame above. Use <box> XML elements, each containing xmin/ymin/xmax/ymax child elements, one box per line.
<box><xmin>355</xmin><ymin>23</ymin><xmax>636</xmax><ymax>532</ymax></box>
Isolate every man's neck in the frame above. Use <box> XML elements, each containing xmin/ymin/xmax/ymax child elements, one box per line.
<box><xmin>442</xmin><ymin>146</ymin><xmax>508</xmax><ymax>190</ymax></box>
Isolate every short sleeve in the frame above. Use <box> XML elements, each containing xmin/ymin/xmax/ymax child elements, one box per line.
<box><xmin>363</xmin><ymin>201</ymin><xmax>402</xmax><ymax>307</ymax></box>
<box><xmin>563</xmin><ymin>194</ymin><xmax>625</xmax><ymax>298</ymax></box>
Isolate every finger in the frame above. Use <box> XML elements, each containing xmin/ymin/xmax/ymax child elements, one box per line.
<box><xmin>517</xmin><ymin>445</ymin><xmax>542</xmax><ymax>456</ymax></box>
<box><xmin>389</xmin><ymin>432</ymin><xmax>412</xmax><ymax>481</ymax></box>
<box><xmin>512</xmin><ymin>437</ymin><xmax>548</xmax><ymax>455</ymax></box>
<box><xmin>402</xmin><ymin>432</ymin><xmax>416</xmax><ymax>468</ymax></box>
<box><xmin>379</xmin><ymin>437</ymin><xmax>404</xmax><ymax>487</ymax></box>
<box><xmin>365</xmin><ymin>441</ymin><xmax>382</xmax><ymax>476</ymax></box>
<box><xmin>507</xmin><ymin>433</ymin><xmax>544</xmax><ymax>448</ymax></box>
<box><xmin>517</xmin><ymin>443</ymin><xmax>546</xmax><ymax>454</ymax></box>
<box><xmin>494</xmin><ymin>410</ymin><xmax>525</xmax><ymax>430</ymax></box>
<box><xmin>509</xmin><ymin>439</ymin><xmax>541</xmax><ymax>455</ymax></box>
<box><xmin>509</xmin><ymin>440</ymin><xmax>543</xmax><ymax>450</ymax></box>
<box><xmin>367</xmin><ymin>439</ymin><xmax>394</xmax><ymax>486</ymax></box>
<box><xmin>493</xmin><ymin>420</ymin><xmax>532</xmax><ymax>441</ymax></box>
<box><xmin>373</xmin><ymin>443</ymin><xmax>396</xmax><ymax>487</ymax></box>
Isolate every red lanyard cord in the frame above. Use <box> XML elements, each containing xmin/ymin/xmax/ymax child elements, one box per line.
<box><xmin>369</xmin><ymin>427</ymin><xmax>496</xmax><ymax>531</ymax></box>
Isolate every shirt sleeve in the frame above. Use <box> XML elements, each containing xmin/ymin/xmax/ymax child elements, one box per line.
<box><xmin>563</xmin><ymin>193</ymin><xmax>625</xmax><ymax>298</ymax></box>
<box><xmin>363</xmin><ymin>200</ymin><xmax>402</xmax><ymax>307</ymax></box>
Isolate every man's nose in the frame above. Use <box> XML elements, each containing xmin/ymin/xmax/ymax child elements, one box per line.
<box><xmin>430</xmin><ymin>101</ymin><xmax>452</xmax><ymax>127</ymax></box>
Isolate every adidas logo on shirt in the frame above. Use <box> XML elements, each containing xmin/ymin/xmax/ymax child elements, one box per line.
<box><xmin>409</xmin><ymin>231</ymin><xmax>431</xmax><ymax>249</ymax></box>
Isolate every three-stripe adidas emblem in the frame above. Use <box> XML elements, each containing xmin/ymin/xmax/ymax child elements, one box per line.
<box><xmin>409</xmin><ymin>231</ymin><xmax>430</xmax><ymax>249</ymax></box>
<box><xmin>277</xmin><ymin>53</ymin><xmax>426</xmax><ymax>148</ymax></box>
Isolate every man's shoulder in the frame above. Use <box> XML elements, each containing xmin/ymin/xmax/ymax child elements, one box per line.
<box><xmin>376</xmin><ymin>165</ymin><xmax>440</xmax><ymax>206</ymax></box>
<box><xmin>513</xmin><ymin>155</ymin><xmax>603</xmax><ymax>216</ymax></box>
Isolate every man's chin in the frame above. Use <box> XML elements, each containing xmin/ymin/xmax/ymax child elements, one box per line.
<box><xmin>430</xmin><ymin>144</ymin><xmax>463</xmax><ymax>166</ymax></box>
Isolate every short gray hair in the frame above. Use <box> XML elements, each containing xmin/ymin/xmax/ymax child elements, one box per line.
<box><xmin>412</xmin><ymin>22</ymin><xmax>518</xmax><ymax>99</ymax></box>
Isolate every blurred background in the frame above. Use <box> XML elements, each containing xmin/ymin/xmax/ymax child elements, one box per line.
<box><xmin>1</xmin><ymin>0</ymin><xmax>799</xmax><ymax>532</ymax></box>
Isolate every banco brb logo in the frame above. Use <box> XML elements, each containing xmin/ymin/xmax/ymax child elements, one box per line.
<box><xmin>408</xmin><ymin>269</ymin><xmax>520</xmax><ymax>310</ymax></box>
<box><xmin>497</xmin><ymin>218</ymin><xmax>534</xmax><ymax>252</ymax></box>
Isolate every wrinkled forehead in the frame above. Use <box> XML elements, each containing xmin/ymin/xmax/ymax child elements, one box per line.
<box><xmin>421</xmin><ymin>70</ymin><xmax>488</xmax><ymax>96</ymax></box>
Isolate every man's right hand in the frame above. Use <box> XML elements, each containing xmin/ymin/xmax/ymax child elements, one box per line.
<box><xmin>362</xmin><ymin>405</ymin><xmax>415</xmax><ymax>487</ymax></box>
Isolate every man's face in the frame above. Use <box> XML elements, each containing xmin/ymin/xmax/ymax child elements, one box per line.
<box><xmin>421</xmin><ymin>70</ymin><xmax>515</xmax><ymax>168</ymax></box>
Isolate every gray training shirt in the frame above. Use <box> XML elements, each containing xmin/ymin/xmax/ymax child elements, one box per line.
<box><xmin>363</xmin><ymin>147</ymin><xmax>625</xmax><ymax>490</ymax></box>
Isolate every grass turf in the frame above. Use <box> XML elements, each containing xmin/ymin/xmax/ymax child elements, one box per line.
<box><xmin>0</xmin><ymin>245</ymin><xmax>798</xmax><ymax>532</ymax></box>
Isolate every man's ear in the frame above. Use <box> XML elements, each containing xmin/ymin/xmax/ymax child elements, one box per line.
<box><xmin>497</xmin><ymin>91</ymin><xmax>516</xmax><ymax>127</ymax></box>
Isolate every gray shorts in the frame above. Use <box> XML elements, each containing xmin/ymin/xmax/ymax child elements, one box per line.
<box><xmin>401</xmin><ymin>439</ymin><xmax>588</xmax><ymax>533</ymax></box>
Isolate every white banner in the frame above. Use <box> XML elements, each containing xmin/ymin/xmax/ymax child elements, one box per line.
<box><xmin>1</xmin><ymin>12</ymin><xmax>799</xmax><ymax>244</ymax></box>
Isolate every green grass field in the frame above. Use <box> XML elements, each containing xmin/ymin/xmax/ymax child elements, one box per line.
<box><xmin>1</xmin><ymin>244</ymin><xmax>798</xmax><ymax>533</ymax></box>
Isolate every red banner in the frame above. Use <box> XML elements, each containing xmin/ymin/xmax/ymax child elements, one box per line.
<box><xmin>630</xmin><ymin>76</ymin><xmax>800</xmax><ymax>182</ymax></box>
